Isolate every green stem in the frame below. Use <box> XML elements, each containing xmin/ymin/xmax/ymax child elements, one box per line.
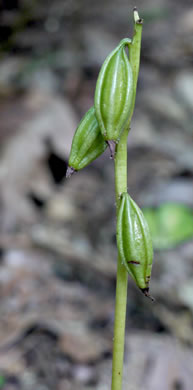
<box><xmin>111</xmin><ymin>127</ymin><xmax>129</xmax><ymax>390</ymax></box>
<box><xmin>114</xmin><ymin>128</ymin><xmax>129</xmax><ymax>208</ymax></box>
<box><xmin>129</xmin><ymin>9</ymin><xmax>143</xmax><ymax>115</ymax></box>
<box><xmin>111</xmin><ymin>9</ymin><xmax>143</xmax><ymax>390</ymax></box>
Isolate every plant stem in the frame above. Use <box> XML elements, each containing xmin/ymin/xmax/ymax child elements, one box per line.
<box><xmin>111</xmin><ymin>9</ymin><xmax>143</xmax><ymax>390</ymax></box>
<box><xmin>111</xmin><ymin>127</ymin><xmax>129</xmax><ymax>390</ymax></box>
<box><xmin>130</xmin><ymin>9</ymin><xmax>143</xmax><ymax>112</ymax></box>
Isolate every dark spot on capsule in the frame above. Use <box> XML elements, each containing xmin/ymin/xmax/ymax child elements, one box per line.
<box><xmin>127</xmin><ymin>260</ymin><xmax>140</xmax><ymax>265</ymax></box>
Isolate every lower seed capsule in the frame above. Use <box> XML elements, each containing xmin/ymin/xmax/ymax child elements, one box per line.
<box><xmin>117</xmin><ymin>192</ymin><xmax>154</xmax><ymax>299</ymax></box>
<box><xmin>66</xmin><ymin>106</ymin><xmax>107</xmax><ymax>177</ymax></box>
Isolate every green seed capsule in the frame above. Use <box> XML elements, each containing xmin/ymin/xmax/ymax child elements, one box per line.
<box><xmin>117</xmin><ymin>192</ymin><xmax>154</xmax><ymax>298</ymax></box>
<box><xmin>66</xmin><ymin>106</ymin><xmax>107</xmax><ymax>177</ymax></box>
<box><xmin>94</xmin><ymin>38</ymin><xmax>133</xmax><ymax>143</ymax></box>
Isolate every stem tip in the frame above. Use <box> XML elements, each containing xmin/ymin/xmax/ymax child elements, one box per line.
<box><xmin>133</xmin><ymin>8</ymin><xmax>143</xmax><ymax>24</ymax></box>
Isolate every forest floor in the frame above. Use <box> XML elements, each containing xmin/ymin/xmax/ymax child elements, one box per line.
<box><xmin>0</xmin><ymin>1</ymin><xmax>193</xmax><ymax>389</ymax></box>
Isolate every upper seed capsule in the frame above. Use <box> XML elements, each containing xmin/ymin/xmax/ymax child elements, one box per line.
<box><xmin>116</xmin><ymin>192</ymin><xmax>154</xmax><ymax>299</ymax></box>
<box><xmin>94</xmin><ymin>39</ymin><xmax>133</xmax><ymax>144</ymax></box>
<box><xmin>66</xmin><ymin>106</ymin><xmax>107</xmax><ymax>177</ymax></box>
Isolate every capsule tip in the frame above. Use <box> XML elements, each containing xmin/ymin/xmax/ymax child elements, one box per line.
<box><xmin>66</xmin><ymin>166</ymin><xmax>76</xmax><ymax>178</ymax></box>
<box><xmin>141</xmin><ymin>288</ymin><xmax>155</xmax><ymax>302</ymax></box>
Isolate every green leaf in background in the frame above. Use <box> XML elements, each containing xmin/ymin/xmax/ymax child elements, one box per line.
<box><xmin>143</xmin><ymin>203</ymin><xmax>193</xmax><ymax>250</ymax></box>
<box><xmin>0</xmin><ymin>375</ymin><xmax>5</xmax><ymax>388</ymax></box>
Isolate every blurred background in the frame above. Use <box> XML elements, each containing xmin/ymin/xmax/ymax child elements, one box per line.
<box><xmin>0</xmin><ymin>0</ymin><xmax>193</xmax><ymax>389</ymax></box>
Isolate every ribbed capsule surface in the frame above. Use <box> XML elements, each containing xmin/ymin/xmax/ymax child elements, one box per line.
<box><xmin>94</xmin><ymin>38</ymin><xmax>133</xmax><ymax>142</ymax></box>
<box><xmin>67</xmin><ymin>106</ymin><xmax>107</xmax><ymax>174</ymax></box>
<box><xmin>117</xmin><ymin>193</ymin><xmax>153</xmax><ymax>294</ymax></box>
